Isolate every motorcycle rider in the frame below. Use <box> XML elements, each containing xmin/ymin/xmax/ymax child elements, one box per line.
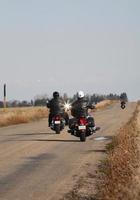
<box><xmin>120</xmin><ymin>93</ymin><xmax>127</xmax><ymax>106</ymax></box>
<box><xmin>120</xmin><ymin>93</ymin><xmax>127</xmax><ymax>102</ymax></box>
<box><xmin>69</xmin><ymin>91</ymin><xmax>98</xmax><ymax>132</ymax></box>
<box><xmin>46</xmin><ymin>91</ymin><xmax>69</xmax><ymax>127</ymax></box>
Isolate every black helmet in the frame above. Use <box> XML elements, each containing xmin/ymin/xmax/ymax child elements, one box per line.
<box><xmin>53</xmin><ymin>91</ymin><xmax>59</xmax><ymax>98</ymax></box>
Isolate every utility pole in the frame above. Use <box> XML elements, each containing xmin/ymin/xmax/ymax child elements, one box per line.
<box><xmin>4</xmin><ymin>84</ymin><xmax>6</xmax><ymax>108</ymax></box>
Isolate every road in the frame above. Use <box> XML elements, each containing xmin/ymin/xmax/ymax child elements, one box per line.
<box><xmin>0</xmin><ymin>102</ymin><xmax>136</xmax><ymax>200</ymax></box>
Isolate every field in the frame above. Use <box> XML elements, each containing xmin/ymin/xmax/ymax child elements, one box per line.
<box><xmin>95</xmin><ymin>100</ymin><xmax>114</xmax><ymax>109</ymax></box>
<box><xmin>0</xmin><ymin>107</ymin><xmax>48</xmax><ymax>127</ymax></box>
<box><xmin>0</xmin><ymin>100</ymin><xmax>113</xmax><ymax>127</ymax></box>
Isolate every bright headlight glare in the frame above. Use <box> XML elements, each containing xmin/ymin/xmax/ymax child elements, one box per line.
<box><xmin>64</xmin><ymin>102</ymin><xmax>71</xmax><ymax>111</ymax></box>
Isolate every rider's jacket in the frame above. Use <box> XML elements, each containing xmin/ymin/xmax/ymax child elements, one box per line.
<box><xmin>71</xmin><ymin>98</ymin><xmax>94</xmax><ymax>118</ymax></box>
<box><xmin>47</xmin><ymin>98</ymin><xmax>64</xmax><ymax>115</ymax></box>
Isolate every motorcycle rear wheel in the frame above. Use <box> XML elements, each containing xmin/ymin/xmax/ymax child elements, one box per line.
<box><xmin>55</xmin><ymin>125</ymin><xmax>60</xmax><ymax>134</ymax></box>
<box><xmin>80</xmin><ymin>132</ymin><xmax>86</xmax><ymax>142</ymax></box>
<box><xmin>121</xmin><ymin>105</ymin><xmax>125</xmax><ymax>109</ymax></box>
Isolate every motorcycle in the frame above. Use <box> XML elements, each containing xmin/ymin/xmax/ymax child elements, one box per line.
<box><xmin>68</xmin><ymin>115</ymin><xmax>100</xmax><ymax>142</ymax></box>
<box><xmin>50</xmin><ymin>114</ymin><xmax>65</xmax><ymax>134</ymax></box>
<box><xmin>121</xmin><ymin>101</ymin><xmax>126</xmax><ymax>109</ymax></box>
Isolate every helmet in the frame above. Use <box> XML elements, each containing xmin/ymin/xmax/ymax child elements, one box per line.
<box><xmin>53</xmin><ymin>91</ymin><xmax>59</xmax><ymax>98</ymax></box>
<box><xmin>77</xmin><ymin>91</ymin><xmax>84</xmax><ymax>99</ymax></box>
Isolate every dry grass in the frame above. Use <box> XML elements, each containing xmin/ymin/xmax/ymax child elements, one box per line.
<box><xmin>95</xmin><ymin>100</ymin><xmax>116</xmax><ymax>110</ymax></box>
<box><xmin>0</xmin><ymin>100</ymin><xmax>114</xmax><ymax>128</ymax></box>
<box><xmin>97</xmin><ymin>103</ymin><xmax>140</xmax><ymax>200</ymax></box>
<box><xmin>0</xmin><ymin>107</ymin><xmax>48</xmax><ymax>127</ymax></box>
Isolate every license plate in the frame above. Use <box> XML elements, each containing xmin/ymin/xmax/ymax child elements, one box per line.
<box><xmin>78</xmin><ymin>125</ymin><xmax>86</xmax><ymax>130</ymax></box>
<box><xmin>55</xmin><ymin>121</ymin><xmax>61</xmax><ymax>124</ymax></box>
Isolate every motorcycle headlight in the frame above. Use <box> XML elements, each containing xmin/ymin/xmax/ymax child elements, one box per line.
<box><xmin>64</xmin><ymin>102</ymin><xmax>71</xmax><ymax>111</ymax></box>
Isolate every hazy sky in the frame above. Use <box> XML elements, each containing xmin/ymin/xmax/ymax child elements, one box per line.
<box><xmin>0</xmin><ymin>0</ymin><xmax>140</xmax><ymax>101</ymax></box>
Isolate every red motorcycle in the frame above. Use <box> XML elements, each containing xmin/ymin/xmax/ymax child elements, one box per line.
<box><xmin>51</xmin><ymin>114</ymin><xmax>65</xmax><ymax>134</ymax></box>
<box><xmin>69</xmin><ymin>115</ymin><xmax>99</xmax><ymax>142</ymax></box>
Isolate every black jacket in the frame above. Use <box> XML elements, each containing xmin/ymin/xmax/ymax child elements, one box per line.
<box><xmin>47</xmin><ymin>98</ymin><xmax>64</xmax><ymax>115</ymax></box>
<box><xmin>71</xmin><ymin>98</ymin><xmax>94</xmax><ymax>118</ymax></box>
<box><xmin>120</xmin><ymin>94</ymin><xmax>127</xmax><ymax>102</ymax></box>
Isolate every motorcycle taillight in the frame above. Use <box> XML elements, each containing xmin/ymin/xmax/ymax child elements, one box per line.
<box><xmin>79</xmin><ymin>117</ymin><xmax>87</xmax><ymax>125</ymax></box>
<box><xmin>55</xmin><ymin>116</ymin><xmax>61</xmax><ymax>120</ymax></box>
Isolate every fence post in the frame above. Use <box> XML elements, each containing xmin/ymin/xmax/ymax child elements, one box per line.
<box><xmin>4</xmin><ymin>84</ymin><xmax>6</xmax><ymax>108</ymax></box>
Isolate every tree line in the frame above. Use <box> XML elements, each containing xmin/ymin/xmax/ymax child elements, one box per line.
<box><xmin>0</xmin><ymin>92</ymin><xmax>128</xmax><ymax>108</ymax></box>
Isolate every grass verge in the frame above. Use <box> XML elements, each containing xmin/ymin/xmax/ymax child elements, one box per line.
<box><xmin>97</xmin><ymin>103</ymin><xmax>140</xmax><ymax>200</ymax></box>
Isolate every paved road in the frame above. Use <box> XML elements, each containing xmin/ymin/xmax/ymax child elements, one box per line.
<box><xmin>0</xmin><ymin>102</ymin><xmax>136</xmax><ymax>200</ymax></box>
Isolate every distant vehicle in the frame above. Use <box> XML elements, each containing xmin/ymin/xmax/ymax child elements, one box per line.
<box><xmin>121</xmin><ymin>101</ymin><xmax>126</xmax><ymax>109</ymax></box>
<box><xmin>120</xmin><ymin>92</ymin><xmax>128</xmax><ymax>109</ymax></box>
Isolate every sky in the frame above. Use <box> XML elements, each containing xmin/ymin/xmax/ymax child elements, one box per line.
<box><xmin>0</xmin><ymin>0</ymin><xmax>140</xmax><ymax>101</ymax></box>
